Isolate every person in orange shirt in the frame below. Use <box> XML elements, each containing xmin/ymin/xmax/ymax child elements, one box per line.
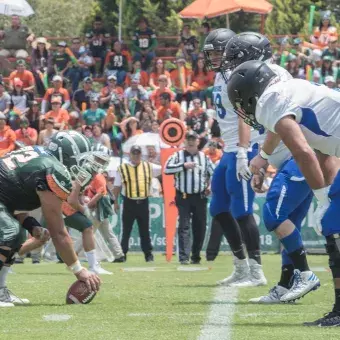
<box><xmin>9</xmin><ymin>59</ymin><xmax>35</xmax><ymax>94</ymax></box>
<box><xmin>203</xmin><ymin>141</ymin><xmax>222</xmax><ymax>164</ymax></box>
<box><xmin>41</xmin><ymin>75</ymin><xmax>70</xmax><ymax>114</ymax></box>
<box><xmin>170</xmin><ymin>57</ymin><xmax>192</xmax><ymax>111</ymax></box>
<box><xmin>125</xmin><ymin>60</ymin><xmax>149</xmax><ymax>88</ymax></box>
<box><xmin>191</xmin><ymin>58</ymin><xmax>215</xmax><ymax>101</ymax></box>
<box><xmin>156</xmin><ymin>92</ymin><xmax>183</xmax><ymax>123</ymax></box>
<box><xmin>149</xmin><ymin>59</ymin><xmax>172</xmax><ymax>89</ymax></box>
<box><xmin>149</xmin><ymin>74</ymin><xmax>175</xmax><ymax>109</ymax></box>
<box><xmin>44</xmin><ymin>97</ymin><xmax>69</xmax><ymax>130</ymax></box>
<box><xmin>0</xmin><ymin>112</ymin><xmax>16</xmax><ymax>157</ymax></box>
<box><xmin>15</xmin><ymin>117</ymin><xmax>38</xmax><ymax>146</ymax></box>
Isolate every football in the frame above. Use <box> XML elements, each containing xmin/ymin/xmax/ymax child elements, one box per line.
<box><xmin>66</xmin><ymin>280</ymin><xmax>96</xmax><ymax>305</ymax></box>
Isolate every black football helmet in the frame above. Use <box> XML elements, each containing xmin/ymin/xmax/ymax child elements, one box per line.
<box><xmin>203</xmin><ymin>28</ymin><xmax>236</xmax><ymax>71</ymax></box>
<box><xmin>222</xmin><ymin>32</ymin><xmax>272</xmax><ymax>75</ymax></box>
<box><xmin>227</xmin><ymin>60</ymin><xmax>276</xmax><ymax>130</ymax></box>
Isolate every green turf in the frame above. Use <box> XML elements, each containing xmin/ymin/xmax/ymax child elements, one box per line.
<box><xmin>0</xmin><ymin>254</ymin><xmax>338</xmax><ymax>340</ymax></box>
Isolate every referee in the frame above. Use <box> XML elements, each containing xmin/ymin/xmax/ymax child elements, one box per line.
<box><xmin>164</xmin><ymin>131</ymin><xmax>215</xmax><ymax>264</ymax></box>
<box><xmin>113</xmin><ymin>145</ymin><xmax>161</xmax><ymax>262</ymax></box>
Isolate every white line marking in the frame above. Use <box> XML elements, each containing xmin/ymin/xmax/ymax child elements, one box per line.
<box><xmin>43</xmin><ymin>314</ymin><xmax>71</xmax><ymax>322</ymax></box>
<box><xmin>197</xmin><ymin>286</ymin><xmax>238</xmax><ymax>340</ymax></box>
<box><xmin>128</xmin><ymin>312</ymin><xmax>205</xmax><ymax>317</ymax></box>
<box><xmin>177</xmin><ymin>266</ymin><xmax>211</xmax><ymax>272</ymax></box>
<box><xmin>310</xmin><ymin>267</ymin><xmax>328</xmax><ymax>272</ymax></box>
<box><xmin>121</xmin><ymin>267</ymin><xmax>157</xmax><ymax>272</ymax></box>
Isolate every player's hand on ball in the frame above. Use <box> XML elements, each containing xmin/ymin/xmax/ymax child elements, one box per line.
<box><xmin>76</xmin><ymin>268</ymin><xmax>101</xmax><ymax>293</ymax></box>
<box><xmin>250</xmin><ymin>154</ymin><xmax>268</xmax><ymax>175</ymax></box>
<box><xmin>251</xmin><ymin>173</ymin><xmax>267</xmax><ymax>193</ymax></box>
<box><xmin>32</xmin><ymin>226</ymin><xmax>50</xmax><ymax>243</ymax></box>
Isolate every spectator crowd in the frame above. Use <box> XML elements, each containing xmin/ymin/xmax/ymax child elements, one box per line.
<box><xmin>0</xmin><ymin>13</ymin><xmax>338</xmax><ymax>186</ymax></box>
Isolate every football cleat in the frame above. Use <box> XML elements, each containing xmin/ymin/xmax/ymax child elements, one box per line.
<box><xmin>304</xmin><ymin>309</ymin><xmax>340</xmax><ymax>327</ymax></box>
<box><xmin>249</xmin><ymin>259</ymin><xmax>267</xmax><ymax>286</ymax></box>
<box><xmin>249</xmin><ymin>285</ymin><xmax>289</xmax><ymax>304</ymax></box>
<box><xmin>217</xmin><ymin>258</ymin><xmax>252</xmax><ymax>286</ymax></box>
<box><xmin>0</xmin><ymin>287</ymin><xmax>30</xmax><ymax>305</ymax></box>
<box><xmin>280</xmin><ymin>269</ymin><xmax>320</xmax><ymax>303</ymax></box>
<box><xmin>89</xmin><ymin>265</ymin><xmax>113</xmax><ymax>275</ymax></box>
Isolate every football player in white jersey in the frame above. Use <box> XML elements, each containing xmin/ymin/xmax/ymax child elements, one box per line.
<box><xmin>204</xmin><ymin>30</ymin><xmax>267</xmax><ymax>287</ymax></box>
<box><xmin>227</xmin><ymin>60</ymin><xmax>340</xmax><ymax>326</ymax></box>
<box><xmin>223</xmin><ymin>34</ymin><xmax>320</xmax><ymax>303</ymax></box>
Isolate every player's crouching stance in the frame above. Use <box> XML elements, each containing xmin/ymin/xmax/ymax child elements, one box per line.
<box><xmin>227</xmin><ymin>60</ymin><xmax>340</xmax><ymax>326</ymax></box>
<box><xmin>0</xmin><ymin>131</ymin><xmax>104</xmax><ymax>307</ymax></box>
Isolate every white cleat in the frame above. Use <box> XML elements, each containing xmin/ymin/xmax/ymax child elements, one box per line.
<box><xmin>217</xmin><ymin>258</ymin><xmax>251</xmax><ymax>287</ymax></box>
<box><xmin>249</xmin><ymin>285</ymin><xmax>289</xmax><ymax>304</ymax></box>
<box><xmin>0</xmin><ymin>287</ymin><xmax>29</xmax><ymax>305</ymax></box>
<box><xmin>280</xmin><ymin>269</ymin><xmax>320</xmax><ymax>303</ymax></box>
<box><xmin>249</xmin><ymin>259</ymin><xmax>267</xmax><ymax>286</ymax></box>
<box><xmin>89</xmin><ymin>265</ymin><xmax>113</xmax><ymax>275</ymax></box>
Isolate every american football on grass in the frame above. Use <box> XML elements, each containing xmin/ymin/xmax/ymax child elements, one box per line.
<box><xmin>66</xmin><ymin>280</ymin><xmax>96</xmax><ymax>304</ymax></box>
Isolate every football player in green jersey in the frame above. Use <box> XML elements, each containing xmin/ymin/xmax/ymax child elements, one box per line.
<box><xmin>0</xmin><ymin>131</ymin><xmax>107</xmax><ymax>307</ymax></box>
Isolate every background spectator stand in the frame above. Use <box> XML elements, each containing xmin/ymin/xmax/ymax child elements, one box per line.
<box><xmin>156</xmin><ymin>92</ymin><xmax>183</xmax><ymax>124</ymax></box>
<box><xmin>170</xmin><ymin>57</ymin><xmax>192</xmax><ymax>112</ymax></box>
<box><xmin>8</xmin><ymin>78</ymin><xmax>30</xmax><ymax>130</ymax></box>
<box><xmin>26</xmin><ymin>100</ymin><xmax>41</xmax><ymax>132</ymax></box>
<box><xmin>310</xmin><ymin>11</ymin><xmax>338</xmax><ymax>48</ymax></box>
<box><xmin>85</xmin><ymin>16</ymin><xmax>111</xmax><ymax>77</ymax></box>
<box><xmin>38</xmin><ymin>118</ymin><xmax>57</xmax><ymax>147</ymax></box>
<box><xmin>82</xmin><ymin>95</ymin><xmax>106</xmax><ymax>128</ymax></box>
<box><xmin>99</xmin><ymin>74</ymin><xmax>124</xmax><ymax>112</ymax></box>
<box><xmin>315</xmin><ymin>55</ymin><xmax>338</xmax><ymax>84</ymax></box>
<box><xmin>198</xmin><ymin>22</ymin><xmax>211</xmax><ymax>52</ymax></box>
<box><xmin>0</xmin><ymin>81</ymin><xmax>10</xmax><ymax>115</ymax></box>
<box><xmin>132</xmin><ymin>17</ymin><xmax>158</xmax><ymax>71</ymax></box>
<box><xmin>149</xmin><ymin>59</ymin><xmax>171</xmax><ymax>89</ymax></box>
<box><xmin>44</xmin><ymin>97</ymin><xmax>69</xmax><ymax>130</ymax></box>
<box><xmin>180</xmin><ymin>24</ymin><xmax>199</xmax><ymax>67</ymax></box>
<box><xmin>104</xmin><ymin>41</ymin><xmax>132</xmax><ymax>86</ymax></box>
<box><xmin>15</xmin><ymin>117</ymin><xmax>38</xmax><ymax>146</ymax></box>
<box><xmin>92</xmin><ymin>123</ymin><xmax>111</xmax><ymax>149</ymax></box>
<box><xmin>135</xmin><ymin>100</ymin><xmax>156</xmax><ymax>132</ymax></box>
<box><xmin>30</xmin><ymin>37</ymin><xmax>53</xmax><ymax>97</ymax></box>
<box><xmin>185</xmin><ymin>99</ymin><xmax>209</xmax><ymax>150</ymax></box>
<box><xmin>0</xmin><ymin>112</ymin><xmax>16</xmax><ymax>157</ymax></box>
<box><xmin>41</xmin><ymin>75</ymin><xmax>70</xmax><ymax>114</ymax></box>
<box><xmin>9</xmin><ymin>59</ymin><xmax>35</xmax><ymax>98</ymax></box>
<box><xmin>123</xmin><ymin>79</ymin><xmax>148</xmax><ymax>117</ymax></box>
<box><xmin>203</xmin><ymin>141</ymin><xmax>222</xmax><ymax>165</ymax></box>
<box><xmin>190</xmin><ymin>57</ymin><xmax>215</xmax><ymax>103</ymax></box>
<box><xmin>0</xmin><ymin>15</ymin><xmax>34</xmax><ymax>59</ymax></box>
<box><xmin>125</xmin><ymin>60</ymin><xmax>149</xmax><ymax>88</ymax></box>
<box><xmin>149</xmin><ymin>74</ymin><xmax>175</xmax><ymax>109</ymax></box>
<box><xmin>52</xmin><ymin>42</ymin><xmax>73</xmax><ymax>89</ymax></box>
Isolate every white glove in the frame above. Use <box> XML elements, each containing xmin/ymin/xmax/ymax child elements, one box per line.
<box><xmin>313</xmin><ymin>186</ymin><xmax>331</xmax><ymax>236</ymax></box>
<box><xmin>236</xmin><ymin>147</ymin><xmax>252</xmax><ymax>181</ymax></box>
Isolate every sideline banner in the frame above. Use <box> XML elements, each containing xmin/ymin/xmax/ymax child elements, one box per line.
<box><xmin>111</xmin><ymin>197</ymin><xmax>324</xmax><ymax>253</ymax></box>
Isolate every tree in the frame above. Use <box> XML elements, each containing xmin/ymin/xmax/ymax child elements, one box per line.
<box><xmin>265</xmin><ymin>0</ymin><xmax>324</xmax><ymax>36</ymax></box>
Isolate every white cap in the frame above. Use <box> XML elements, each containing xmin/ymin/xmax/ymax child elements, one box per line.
<box><xmin>53</xmin><ymin>75</ymin><xmax>62</xmax><ymax>82</ymax></box>
<box><xmin>325</xmin><ymin>75</ymin><xmax>335</xmax><ymax>83</ymax></box>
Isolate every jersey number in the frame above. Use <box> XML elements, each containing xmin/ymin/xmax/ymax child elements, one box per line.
<box><xmin>214</xmin><ymin>93</ymin><xmax>227</xmax><ymax>119</ymax></box>
<box><xmin>139</xmin><ymin>38</ymin><xmax>149</xmax><ymax>48</ymax></box>
<box><xmin>2</xmin><ymin>147</ymin><xmax>39</xmax><ymax>170</ymax></box>
<box><xmin>113</xmin><ymin>55</ymin><xmax>123</xmax><ymax>67</ymax></box>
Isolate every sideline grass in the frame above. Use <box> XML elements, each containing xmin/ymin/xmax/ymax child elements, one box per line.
<box><xmin>0</xmin><ymin>254</ymin><xmax>337</xmax><ymax>340</ymax></box>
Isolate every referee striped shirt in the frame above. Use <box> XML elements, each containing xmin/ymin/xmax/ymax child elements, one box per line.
<box><xmin>164</xmin><ymin>150</ymin><xmax>215</xmax><ymax>194</ymax></box>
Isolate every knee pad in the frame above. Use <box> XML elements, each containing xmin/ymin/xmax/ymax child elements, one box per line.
<box><xmin>263</xmin><ymin>203</ymin><xmax>283</xmax><ymax>232</ymax></box>
<box><xmin>325</xmin><ymin>235</ymin><xmax>340</xmax><ymax>278</ymax></box>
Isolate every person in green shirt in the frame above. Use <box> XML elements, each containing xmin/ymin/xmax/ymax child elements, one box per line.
<box><xmin>132</xmin><ymin>17</ymin><xmax>158</xmax><ymax>70</ymax></box>
<box><xmin>82</xmin><ymin>95</ymin><xmax>106</xmax><ymax>127</ymax></box>
<box><xmin>198</xmin><ymin>22</ymin><xmax>211</xmax><ymax>52</ymax></box>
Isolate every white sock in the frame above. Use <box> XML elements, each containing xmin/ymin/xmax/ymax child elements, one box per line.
<box><xmin>0</xmin><ymin>266</ymin><xmax>10</xmax><ymax>288</ymax></box>
<box><xmin>85</xmin><ymin>250</ymin><xmax>98</xmax><ymax>269</ymax></box>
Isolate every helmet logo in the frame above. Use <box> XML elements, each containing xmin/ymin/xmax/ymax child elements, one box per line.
<box><xmin>48</xmin><ymin>142</ymin><xmax>58</xmax><ymax>152</ymax></box>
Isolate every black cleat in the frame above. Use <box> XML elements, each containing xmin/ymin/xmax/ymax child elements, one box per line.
<box><xmin>145</xmin><ymin>254</ymin><xmax>154</xmax><ymax>263</ymax></box>
<box><xmin>304</xmin><ymin>310</ymin><xmax>340</xmax><ymax>327</ymax></box>
<box><xmin>113</xmin><ymin>256</ymin><xmax>126</xmax><ymax>263</ymax></box>
<box><xmin>180</xmin><ymin>260</ymin><xmax>190</xmax><ymax>265</ymax></box>
<box><xmin>190</xmin><ymin>260</ymin><xmax>201</xmax><ymax>265</ymax></box>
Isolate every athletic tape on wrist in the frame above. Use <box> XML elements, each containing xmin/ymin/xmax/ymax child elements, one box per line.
<box><xmin>68</xmin><ymin>260</ymin><xmax>83</xmax><ymax>274</ymax></box>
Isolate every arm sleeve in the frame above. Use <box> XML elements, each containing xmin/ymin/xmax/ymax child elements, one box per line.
<box><xmin>164</xmin><ymin>152</ymin><xmax>185</xmax><ymax>174</ymax></box>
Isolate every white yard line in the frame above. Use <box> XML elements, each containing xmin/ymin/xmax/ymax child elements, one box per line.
<box><xmin>197</xmin><ymin>286</ymin><xmax>238</xmax><ymax>340</ymax></box>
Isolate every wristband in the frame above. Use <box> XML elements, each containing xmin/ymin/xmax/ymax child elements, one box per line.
<box><xmin>22</xmin><ymin>216</ymin><xmax>41</xmax><ymax>236</ymax></box>
<box><xmin>68</xmin><ymin>260</ymin><xmax>84</xmax><ymax>274</ymax></box>
<box><xmin>259</xmin><ymin>149</ymin><xmax>270</xmax><ymax>160</ymax></box>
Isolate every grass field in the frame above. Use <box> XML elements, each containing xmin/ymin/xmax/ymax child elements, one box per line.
<box><xmin>1</xmin><ymin>254</ymin><xmax>339</xmax><ymax>340</ymax></box>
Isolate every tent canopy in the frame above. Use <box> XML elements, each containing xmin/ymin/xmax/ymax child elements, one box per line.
<box><xmin>179</xmin><ymin>0</ymin><xmax>272</xmax><ymax>19</ymax></box>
